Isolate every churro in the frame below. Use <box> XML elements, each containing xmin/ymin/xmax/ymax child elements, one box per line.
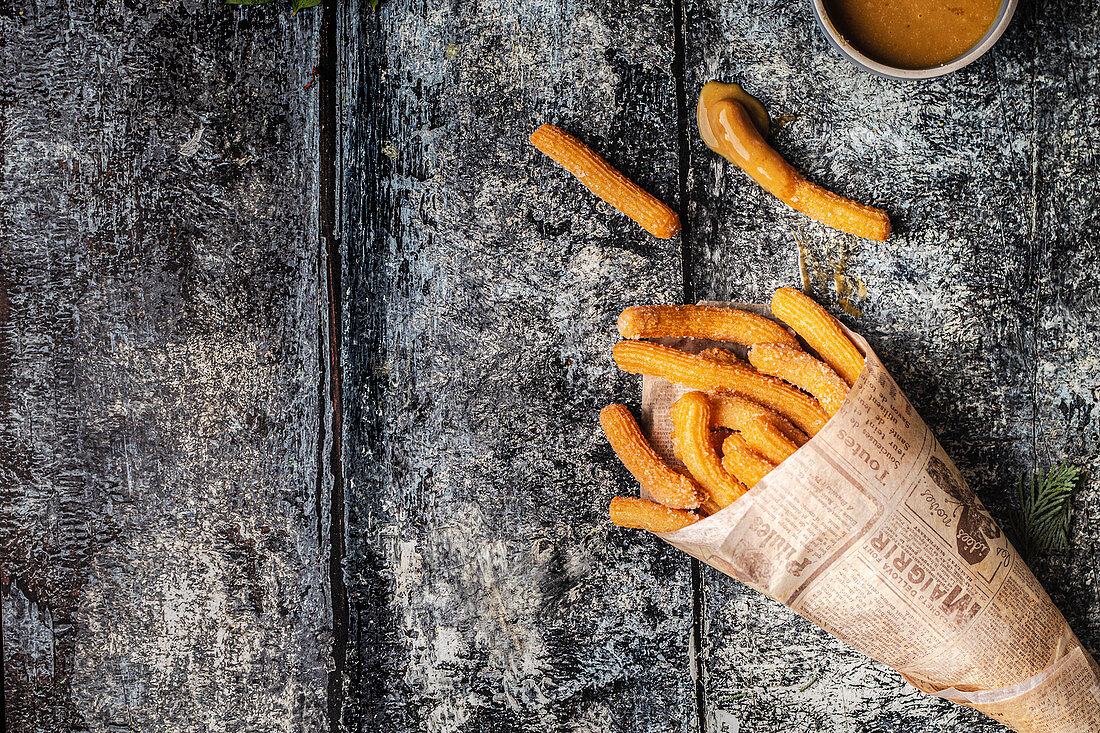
<box><xmin>530</xmin><ymin>123</ymin><xmax>681</xmax><ymax>239</ymax></box>
<box><xmin>617</xmin><ymin>305</ymin><xmax>800</xmax><ymax>348</ymax></box>
<box><xmin>721</xmin><ymin>433</ymin><xmax>777</xmax><ymax>488</ymax></box>
<box><xmin>609</xmin><ymin>497</ymin><xmax>701</xmax><ymax>532</ymax></box>
<box><xmin>670</xmin><ymin>392</ymin><xmax>748</xmax><ymax>508</ymax></box>
<box><xmin>699</xmin><ymin>347</ymin><xmax>745</xmax><ymax>365</ymax></box>
<box><xmin>710</xmin><ymin>426</ymin><xmax>733</xmax><ymax>455</ymax></box>
<box><xmin>605</xmin><ymin>295</ymin><xmax>863</xmax><ymax>531</ymax></box>
<box><xmin>709</xmin><ymin>393</ymin><xmax>806</xmax><ymax>463</ymax></box>
<box><xmin>600</xmin><ymin>404</ymin><xmax>705</xmax><ymax>509</ymax></box>
<box><xmin>697</xmin><ymin>82</ymin><xmax>890</xmax><ymax>242</ymax></box>
<box><xmin>698</xmin><ymin>495</ymin><xmax>724</xmax><ymax>517</ymax></box>
<box><xmin>771</xmin><ymin>287</ymin><xmax>865</xmax><ymax>386</ymax></box>
<box><xmin>613</xmin><ymin>340</ymin><xmax>829</xmax><ymax>435</ymax></box>
<box><xmin>749</xmin><ymin>344</ymin><xmax>849</xmax><ymax>416</ymax></box>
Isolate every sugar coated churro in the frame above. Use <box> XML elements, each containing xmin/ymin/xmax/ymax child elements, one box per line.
<box><xmin>604</xmin><ymin>294</ymin><xmax>867</xmax><ymax>533</ymax></box>
<box><xmin>697</xmin><ymin>82</ymin><xmax>890</xmax><ymax>242</ymax></box>
<box><xmin>698</xmin><ymin>496</ymin><xmax>724</xmax><ymax>517</ymax></box>
<box><xmin>670</xmin><ymin>392</ymin><xmax>747</xmax><ymax>508</ymax></box>
<box><xmin>749</xmin><ymin>344</ymin><xmax>850</xmax><ymax>416</ymax></box>
<box><xmin>721</xmin><ymin>433</ymin><xmax>777</xmax><ymax>488</ymax></box>
<box><xmin>600</xmin><ymin>404</ymin><xmax>705</xmax><ymax>509</ymax></box>
<box><xmin>699</xmin><ymin>347</ymin><xmax>745</xmax><ymax>365</ymax></box>
<box><xmin>771</xmin><ymin>287</ymin><xmax>865</xmax><ymax>386</ymax></box>
<box><xmin>530</xmin><ymin>123</ymin><xmax>681</xmax><ymax>239</ymax></box>
<box><xmin>617</xmin><ymin>305</ymin><xmax>800</xmax><ymax>348</ymax></box>
<box><xmin>709</xmin><ymin>393</ymin><xmax>806</xmax><ymax>463</ymax></box>
<box><xmin>613</xmin><ymin>340</ymin><xmax>829</xmax><ymax>435</ymax></box>
<box><xmin>609</xmin><ymin>497</ymin><xmax>700</xmax><ymax>532</ymax></box>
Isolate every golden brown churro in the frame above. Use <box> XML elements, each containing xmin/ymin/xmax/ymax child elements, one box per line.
<box><xmin>599</xmin><ymin>405</ymin><xmax>705</xmax><ymax>509</ymax></box>
<box><xmin>721</xmin><ymin>433</ymin><xmax>777</xmax><ymax>489</ymax></box>
<box><xmin>617</xmin><ymin>305</ymin><xmax>800</xmax><ymax>348</ymax></box>
<box><xmin>613</xmin><ymin>340</ymin><xmax>829</xmax><ymax>435</ymax></box>
<box><xmin>604</xmin><ymin>295</ymin><xmax>869</xmax><ymax>532</ymax></box>
<box><xmin>709</xmin><ymin>394</ymin><xmax>807</xmax><ymax>464</ymax></box>
<box><xmin>670</xmin><ymin>392</ymin><xmax>748</xmax><ymax>508</ymax></box>
<box><xmin>699</xmin><ymin>347</ymin><xmax>745</xmax><ymax>365</ymax></box>
<box><xmin>609</xmin><ymin>497</ymin><xmax>701</xmax><ymax>532</ymax></box>
<box><xmin>530</xmin><ymin>124</ymin><xmax>681</xmax><ymax>239</ymax></box>
<box><xmin>749</xmin><ymin>344</ymin><xmax>850</xmax><ymax>416</ymax></box>
<box><xmin>697</xmin><ymin>82</ymin><xmax>890</xmax><ymax>242</ymax></box>
<box><xmin>771</xmin><ymin>287</ymin><xmax>865</xmax><ymax>386</ymax></box>
<box><xmin>698</xmin><ymin>497</ymin><xmax>724</xmax><ymax>517</ymax></box>
<box><xmin>709</xmin><ymin>426</ymin><xmax>734</xmax><ymax>455</ymax></box>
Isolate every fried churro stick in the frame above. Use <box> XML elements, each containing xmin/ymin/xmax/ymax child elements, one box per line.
<box><xmin>721</xmin><ymin>433</ymin><xmax>777</xmax><ymax>488</ymax></box>
<box><xmin>613</xmin><ymin>340</ymin><xmax>829</xmax><ymax>435</ymax></box>
<box><xmin>617</xmin><ymin>305</ymin><xmax>800</xmax><ymax>348</ymax></box>
<box><xmin>749</xmin><ymin>344</ymin><xmax>849</xmax><ymax>417</ymax></box>
<box><xmin>670</xmin><ymin>392</ymin><xmax>748</xmax><ymax>508</ymax></box>
<box><xmin>771</xmin><ymin>287</ymin><xmax>865</xmax><ymax>386</ymax></box>
<box><xmin>670</xmin><ymin>466</ymin><xmax>724</xmax><ymax>517</ymax></box>
<box><xmin>600</xmin><ymin>405</ymin><xmax>705</xmax><ymax>509</ymax></box>
<box><xmin>609</xmin><ymin>497</ymin><xmax>701</xmax><ymax>532</ymax></box>
<box><xmin>710</xmin><ymin>426</ymin><xmax>733</xmax><ymax>455</ymax></box>
<box><xmin>709</xmin><ymin>394</ymin><xmax>806</xmax><ymax>464</ymax></box>
<box><xmin>698</xmin><ymin>496</ymin><xmax>724</xmax><ymax>517</ymax></box>
<box><xmin>699</xmin><ymin>347</ymin><xmax>745</xmax><ymax>365</ymax></box>
<box><xmin>530</xmin><ymin>124</ymin><xmax>681</xmax><ymax>239</ymax></box>
<box><xmin>698</xmin><ymin>83</ymin><xmax>890</xmax><ymax>242</ymax></box>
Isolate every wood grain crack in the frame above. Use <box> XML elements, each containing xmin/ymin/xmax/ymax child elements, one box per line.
<box><xmin>321</xmin><ymin>2</ymin><xmax>349</xmax><ymax>730</ymax></box>
<box><xmin>673</xmin><ymin>0</ymin><xmax>706</xmax><ymax>729</ymax></box>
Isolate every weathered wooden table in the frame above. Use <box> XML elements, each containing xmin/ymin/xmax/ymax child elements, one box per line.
<box><xmin>3</xmin><ymin>1</ymin><xmax>1099</xmax><ymax>731</ymax></box>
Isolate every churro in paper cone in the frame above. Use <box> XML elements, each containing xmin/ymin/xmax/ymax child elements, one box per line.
<box><xmin>636</xmin><ymin>304</ymin><xmax>1100</xmax><ymax>732</ymax></box>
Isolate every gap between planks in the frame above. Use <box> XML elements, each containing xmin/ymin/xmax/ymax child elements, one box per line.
<box><xmin>671</xmin><ymin>0</ymin><xmax>709</xmax><ymax>727</ymax></box>
<box><xmin>319</xmin><ymin>1</ymin><xmax>349</xmax><ymax>730</ymax></box>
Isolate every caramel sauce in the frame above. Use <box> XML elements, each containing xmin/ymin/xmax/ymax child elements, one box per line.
<box><xmin>697</xmin><ymin>82</ymin><xmax>798</xmax><ymax>202</ymax></box>
<box><xmin>823</xmin><ymin>0</ymin><xmax>1000</xmax><ymax>69</ymax></box>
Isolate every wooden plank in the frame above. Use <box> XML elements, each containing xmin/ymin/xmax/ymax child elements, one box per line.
<box><xmin>336</xmin><ymin>0</ymin><xmax>697</xmax><ymax>729</ymax></box>
<box><xmin>0</xmin><ymin>7</ymin><xmax>328</xmax><ymax>731</ymax></box>
<box><xmin>683</xmin><ymin>1</ymin><xmax>1052</xmax><ymax>729</ymax></box>
<box><xmin>1031</xmin><ymin>0</ymin><xmax>1100</xmax><ymax>677</ymax></box>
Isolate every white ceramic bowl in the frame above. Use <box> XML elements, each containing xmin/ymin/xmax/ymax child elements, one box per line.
<box><xmin>810</xmin><ymin>0</ymin><xmax>1019</xmax><ymax>79</ymax></box>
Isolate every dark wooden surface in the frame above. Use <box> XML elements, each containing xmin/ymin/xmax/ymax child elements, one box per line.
<box><xmin>5</xmin><ymin>0</ymin><xmax>1100</xmax><ymax>731</ymax></box>
<box><xmin>686</xmin><ymin>2</ymin><xmax>1036</xmax><ymax>729</ymax></box>
<box><xmin>336</xmin><ymin>0</ymin><xmax>698</xmax><ymax>729</ymax></box>
<box><xmin>683</xmin><ymin>2</ymin><xmax>1100</xmax><ymax>729</ymax></box>
<box><xmin>0</xmin><ymin>5</ymin><xmax>329</xmax><ymax>732</ymax></box>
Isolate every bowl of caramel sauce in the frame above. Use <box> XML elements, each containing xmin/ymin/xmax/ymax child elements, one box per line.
<box><xmin>812</xmin><ymin>0</ymin><xmax>1017</xmax><ymax>79</ymax></box>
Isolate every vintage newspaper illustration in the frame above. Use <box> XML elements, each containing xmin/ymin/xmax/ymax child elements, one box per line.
<box><xmin>637</xmin><ymin>305</ymin><xmax>1100</xmax><ymax>732</ymax></box>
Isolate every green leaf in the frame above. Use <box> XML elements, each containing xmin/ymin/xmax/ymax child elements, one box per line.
<box><xmin>291</xmin><ymin>0</ymin><xmax>321</xmax><ymax>12</ymax></box>
<box><xmin>1010</xmin><ymin>463</ymin><xmax>1082</xmax><ymax>561</ymax></box>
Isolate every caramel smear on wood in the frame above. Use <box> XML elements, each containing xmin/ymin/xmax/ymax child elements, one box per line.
<box><xmin>698</xmin><ymin>81</ymin><xmax>890</xmax><ymax>241</ymax></box>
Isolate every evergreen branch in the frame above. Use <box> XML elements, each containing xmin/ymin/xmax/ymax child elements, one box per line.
<box><xmin>1010</xmin><ymin>463</ymin><xmax>1082</xmax><ymax>561</ymax></box>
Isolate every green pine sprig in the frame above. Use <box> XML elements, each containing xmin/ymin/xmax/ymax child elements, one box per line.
<box><xmin>1009</xmin><ymin>463</ymin><xmax>1082</xmax><ymax>561</ymax></box>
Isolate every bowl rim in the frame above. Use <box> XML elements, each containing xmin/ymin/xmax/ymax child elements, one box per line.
<box><xmin>810</xmin><ymin>0</ymin><xmax>1019</xmax><ymax>80</ymax></box>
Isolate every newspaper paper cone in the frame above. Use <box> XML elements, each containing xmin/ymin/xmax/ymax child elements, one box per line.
<box><xmin>638</xmin><ymin>304</ymin><xmax>1100</xmax><ymax>732</ymax></box>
